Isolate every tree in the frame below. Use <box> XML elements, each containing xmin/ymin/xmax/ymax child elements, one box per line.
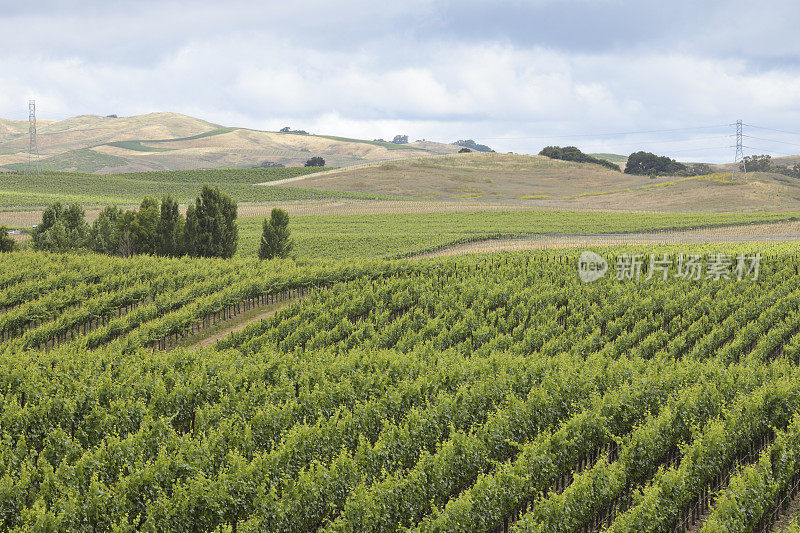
<box><xmin>156</xmin><ymin>195</ymin><xmax>185</xmax><ymax>257</ymax></box>
<box><xmin>114</xmin><ymin>210</ymin><xmax>138</xmax><ymax>257</ymax></box>
<box><xmin>624</xmin><ymin>151</ymin><xmax>687</xmax><ymax>176</ymax></box>
<box><xmin>185</xmin><ymin>203</ymin><xmax>199</xmax><ymax>257</ymax></box>
<box><xmin>280</xmin><ymin>126</ymin><xmax>291</xmax><ymax>132</ymax></box>
<box><xmin>539</xmin><ymin>146</ymin><xmax>621</xmax><ymax>172</ymax></box>
<box><xmin>131</xmin><ymin>197</ymin><xmax>159</xmax><ymax>255</ymax></box>
<box><xmin>91</xmin><ymin>205</ymin><xmax>122</xmax><ymax>254</ymax></box>
<box><xmin>185</xmin><ymin>186</ymin><xmax>238</xmax><ymax>258</ymax></box>
<box><xmin>458</xmin><ymin>147</ymin><xmax>471</xmax><ymax>153</ymax></box>
<box><xmin>32</xmin><ymin>202</ymin><xmax>90</xmax><ymax>252</ymax></box>
<box><xmin>742</xmin><ymin>155</ymin><xmax>772</xmax><ymax>172</ymax></box>
<box><xmin>392</xmin><ymin>135</ymin><xmax>409</xmax><ymax>144</ymax></box>
<box><xmin>259</xmin><ymin>208</ymin><xmax>293</xmax><ymax>260</ymax></box>
<box><xmin>305</xmin><ymin>156</ymin><xmax>325</xmax><ymax>167</ymax></box>
<box><xmin>0</xmin><ymin>226</ymin><xmax>15</xmax><ymax>253</ymax></box>
<box><xmin>453</xmin><ymin>139</ymin><xmax>493</xmax><ymax>152</ymax></box>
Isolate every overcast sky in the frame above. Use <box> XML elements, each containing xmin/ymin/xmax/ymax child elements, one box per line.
<box><xmin>2</xmin><ymin>0</ymin><xmax>800</xmax><ymax>161</ymax></box>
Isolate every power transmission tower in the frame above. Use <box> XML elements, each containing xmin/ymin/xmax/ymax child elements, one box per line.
<box><xmin>733</xmin><ymin>119</ymin><xmax>746</xmax><ymax>182</ymax></box>
<box><xmin>27</xmin><ymin>99</ymin><xmax>41</xmax><ymax>177</ymax></box>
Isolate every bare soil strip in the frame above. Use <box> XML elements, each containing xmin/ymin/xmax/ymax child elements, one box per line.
<box><xmin>415</xmin><ymin>222</ymin><xmax>800</xmax><ymax>259</ymax></box>
<box><xmin>770</xmin><ymin>490</ymin><xmax>800</xmax><ymax>531</ymax></box>
<box><xmin>183</xmin><ymin>300</ymin><xmax>292</xmax><ymax>350</ymax></box>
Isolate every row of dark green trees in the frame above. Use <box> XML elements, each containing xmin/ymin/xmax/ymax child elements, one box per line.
<box><xmin>28</xmin><ymin>185</ymin><xmax>292</xmax><ymax>260</ymax></box>
<box><xmin>540</xmin><ymin>146</ymin><xmax>712</xmax><ymax>177</ymax></box>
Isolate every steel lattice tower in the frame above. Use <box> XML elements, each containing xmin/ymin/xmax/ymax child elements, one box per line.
<box><xmin>27</xmin><ymin>100</ymin><xmax>41</xmax><ymax>177</ymax></box>
<box><xmin>733</xmin><ymin>119</ymin><xmax>746</xmax><ymax>181</ymax></box>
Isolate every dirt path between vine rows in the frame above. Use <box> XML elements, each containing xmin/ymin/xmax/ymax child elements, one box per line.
<box><xmin>770</xmin><ymin>491</ymin><xmax>800</xmax><ymax>530</ymax></box>
<box><xmin>185</xmin><ymin>300</ymin><xmax>293</xmax><ymax>350</ymax></box>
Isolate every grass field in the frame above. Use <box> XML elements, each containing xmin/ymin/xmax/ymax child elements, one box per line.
<box><xmin>590</xmin><ymin>152</ymin><xmax>628</xmax><ymax>163</ymax></box>
<box><xmin>3</xmin><ymin>148</ymin><xmax>129</xmax><ymax>172</ymax></box>
<box><xmin>264</xmin><ymin>151</ymin><xmax>800</xmax><ymax>212</ymax></box>
<box><xmin>100</xmin><ymin>127</ymin><xmax>241</xmax><ymax>152</ymax></box>
<box><xmin>103</xmin><ymin>141</ymin><xmax>175</xmax><ymax>152</ymax></box>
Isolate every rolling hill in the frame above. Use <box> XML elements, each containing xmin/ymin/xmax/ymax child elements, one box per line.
<box><xmin>258</xmin><ymin>151</ymin><xmax>800</xmax><ymax>212</ymax></box>
<box><xmin>0</xmin><ymin>112</ymin><xmax>462</xmax><ymax>173</ymax></box>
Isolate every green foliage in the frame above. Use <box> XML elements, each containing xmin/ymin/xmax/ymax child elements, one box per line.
<box><xmin>539</xmin><ymin>146</ymin><xmax>621</xmax><ymax>171</ymax></box>
<box><xmin>742</xmin><ymin>154</ymin><xmax>800</xmax><ymax>178</ymax></box>
<box><xmin>102</xmin><ymin>127</ymin><xmax>239</xmax><ymax>151</ymax></box>
<box><xmin>700</xmin><ymin>412</ymin><xmax>800</xmax><ymax>532</ymax></box>
<box><xmin>259</xmin><ymin>208</ymin><xmax>293</xmax><ymax>260</ymax></box>
<box><xmin>773</xmin><ymin>163</ymin><xmax>800</xmax><ymax>179</ymax></box>
<box><xmin>453</xmin><ymin>139</ymin><xmax>493</xmax><ymax>152</ymax></box>
<box><xmin>624</xmin><ymin>151</ymin><xmax>687</xmax><ymax>176</ymax></box>
<box><xmin>156</xmin><ymin>195</ymin><xmax>185</xmax><ymax>257</ymax></box>
<box><xmin>2</xmin><ymin>148</ymin><xmax>127</xmax><ymax>172</ymax></box>
<box><xmin>0</xmin><ymin>227</ymin><xmax>15</xmax><ymax>253</ymax></box>
<box><xmin>186</xmin><ymin>185</ymin><xmax>238</xmax><ymax>258</ymax></box>
<box><xmin>90</xmin><ymin>205</ymin><xmax>122</xmax><ymax>254</ymax></box>
<box><xmin>233</xmin><ymin>210</ymin><xmax>799</xmax><ymax>259</ymax></box>
<box><xmin>305</xmin><ymin>156</ymin><xmax>325</xmax><ymax>167</ymax></box>
<box><xmin>31</xmin><ymin>202</ymin><xmax>91</xmax><ymax>252</ymax></box>
<box><xmin>104</xmin><ymin>140</ymin><xmax>173</xmax><ymax>152</ymax></box>
<box><xmin>67</xmin><ymin>190</ymin><xmax>222</xmax><ymax>258</ymax></box>
<box><xmin>130</xmin><ymin>197</ymin><xmax>159</xmax><ymax>255</ymax></box>
<box><xmin>2</xmin><ymin>247</ymin><xmax>800</xmax><ymax>530</ymax></box>
<box><xmin>0</xmin><ymin>167</ymin><xmax>374</xmax><ymax>208</ymax></box>
<box><xmin>743</xmin><ymin>154</ymin><xmax>773</xmax><ymax>172</ymax></box>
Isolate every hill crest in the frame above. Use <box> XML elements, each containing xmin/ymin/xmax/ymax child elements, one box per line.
<box><xmin>0</xmin><ymin>112</ymin><xmax>461</xmax><ymax>173</ymax></box>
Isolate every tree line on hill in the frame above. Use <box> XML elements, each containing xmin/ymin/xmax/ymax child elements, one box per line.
<box><xmin>452</xmin><ymin>139</ymin><xmax>493</xmax><ymax>152</ymax></box>
<box><xmin>741</xmin><ymin>154</ymin><xmax>800</xmax><ymax>178</ymax></box>
<box><xmin>539</xmin><ymin>146</ymin><xmax>621</xmax><ymax>171</ymax></box>
<box><xmin>540</xmin><ymin>146</ymin><xmax>714</xmax><ymax>176</ymax></box>
<box><xmin>16</xmin><ymin>185</ymin><xmax>293</xmax><ymax>260</ymax></box>
<box><xmin>624</xmin><ymin>151</ymin><xmax>695</xmax><ymax>176</ymax></box>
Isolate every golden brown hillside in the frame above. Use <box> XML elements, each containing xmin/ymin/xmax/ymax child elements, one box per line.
<box><xmin>259</xmin><ymin>151</ymin><xmax>800</xmax><ymax>212</ymax></box>
<box><xmin>0</xmin><ymin>112</ymin><xmax>461</xmax><ymax>173</ymax></box>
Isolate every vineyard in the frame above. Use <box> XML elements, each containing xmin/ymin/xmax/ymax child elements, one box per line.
<box><xmin>235</xmin><ymin>211</ymin><xmax>800</xmax><ymax>259</ymax></box>
<box><xmin>0</xmin><ymin>168</ymin><xmax>393</xmax><ymax>208</ymax></box>
<box><xmin>4</xmin><ymin>246</ymin><xmax>800</xmax><ymax>531</ymax></box>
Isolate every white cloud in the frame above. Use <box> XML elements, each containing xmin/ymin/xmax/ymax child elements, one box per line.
<box><xmin>1</xmin><ymin>1</ymin><xmax>800</xmax><ymax>163</ymax></box>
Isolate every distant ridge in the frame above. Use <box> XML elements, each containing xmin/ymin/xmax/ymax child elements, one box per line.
<box><xmin>0</xmin><ymin>112</ymin><xmax>461</xmax><ymax>173</ymax></box>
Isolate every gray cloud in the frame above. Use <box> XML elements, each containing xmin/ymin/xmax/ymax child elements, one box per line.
<box><xmin>2</xmin><ymin>0</ymin><xmax>799</xmax><ymax>162</ymax></box>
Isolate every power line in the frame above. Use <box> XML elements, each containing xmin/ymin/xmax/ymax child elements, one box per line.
<box><xmin>668</xmin><ymin>145</ymin><xmax>735</xmax><ymax>154</ymax></box>
<box><xmin>566</xmin><ymin>136</ymin><xmax>732</xmax><ymax>151</ymax></box>
<box><xmin>427</xmin><ymin>124</ymin><xmax>731</xmax><ymax>142</ymax></box>
<box><xmin>743</xmin><ymin>123</ymin><xmax>800</xmax><ymax>137</ymax></box>
<box><xmin>742</xmin><ymin>134</ymin><xmax>800</xmax><ymax>149</ymax></box>
<box><xmin>741</xmin><ymin>145</ymin><xmax>797</xmax><ymax>157</ymax></box>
